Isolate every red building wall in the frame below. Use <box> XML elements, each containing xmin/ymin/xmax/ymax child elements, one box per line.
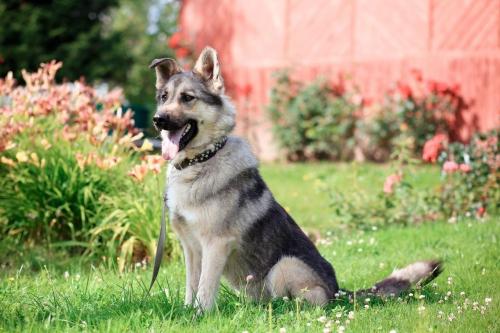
<box><xmin>180</xmin><ymin>0</ymin><xmax>500</xmax><ymax>160</ymax></box>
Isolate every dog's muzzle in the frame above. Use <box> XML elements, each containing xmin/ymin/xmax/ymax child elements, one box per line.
<box><xmin>153</xmin><ymin>113</ymin><xmax>183</xmax><ymax>131</ymax></box>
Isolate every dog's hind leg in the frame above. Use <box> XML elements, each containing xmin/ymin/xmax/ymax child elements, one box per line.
<box><xmin>265</xmin><ymin>256</ymin><xmax>329</xmax><ymax>306</ymax></box>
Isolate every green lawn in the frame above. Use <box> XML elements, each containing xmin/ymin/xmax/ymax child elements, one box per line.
<box><xmin>1</xmin><ymin>163</ymin><xmax>498</xmax><ymax>332</ymax></box>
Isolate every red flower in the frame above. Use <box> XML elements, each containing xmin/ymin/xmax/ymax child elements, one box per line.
<box><xmin>422</xmin><ymin>133</ymin><xmax>447</xmax><ymax>163</ymax></box>
<box><xmin>427</xmin><ymin>80</ymin><xmax>438</xmax><ymax>93</ymax></box>
<box><xmin>450</xmin><ymin>83</ymin><xmax>461</xmax><ymax>95</ymax></box>
<box><xmin>477</xmin><ymin>206</ymin><xmax>486</xmax><ymax>217</ymax></box>
<box><xmin>168</xmin><ymin>32</ymin><xmax>182</xmax><ymax>49</ymax></box>
<box><xmin>443</xmin><ymin>161</ymin><xmax>459</xmax><ymax>173</ymax></box>
<box><xmin>436</xmin><ymin>82</ymin><xmax>448</xmax><ymax>94</ymax></box>
<box><xmin>396</xmin><ymin>82</ymin><xmax>412</xmax><ymax>99</ymax></box>
<box><xmin>459</xmin><ymin>163</ymin><xmax>472</xmax><ymax>173</ymax></box>
<box><xmin>175</xmin><ymin>47</ymin><xmax>190</xmax><ymax>59</ymax></box>
<box><xmin>383</xmin><ymin>173</ymin><xmax>403</xmax><ymax>194</ymax></box>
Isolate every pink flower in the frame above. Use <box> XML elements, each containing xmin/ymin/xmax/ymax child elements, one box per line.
<box><xmin>459</xmin><ymin>163</ymin><xmax>472</xmax><ymax>173</ymax></box>
<box><xmin>443</xmin><ymin>161</ymin><xmax>459</xmax><ymax>173</ymax></box>
<box><xmin>477</xmin><ymin>206</ymin><xmax>486</xmax><ymax>217</ymax></box>
<box><xmin>422</xmin><ymin>134</ymin><xmax>447</xmax><ymax>163</ymax></box>
<box><xmin>383</xmin><ymin>173</ymin><xmax>403</xmax><ymax>194</ymax></box>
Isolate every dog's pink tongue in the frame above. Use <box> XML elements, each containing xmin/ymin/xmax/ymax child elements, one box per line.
<box><xmin>162</xmin><ymin>129</ymin><xmax>183</xmax><ymax>160</ymax></box>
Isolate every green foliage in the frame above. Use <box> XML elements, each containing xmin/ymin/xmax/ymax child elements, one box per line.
<box><xmin>110</xmin><ymin>0</ymin><xmax>179</xmax><ymax>106</ymax></box>
<box><xmin>0</xmin><ymin>122</ymin><xmax>117</xmax><ymax>246</ymax></box>
<box><xmin>0</xmin><ymin>0</ymin><xmax>131</xmax><ymax>84</ymax></box>
<box><xmin>330</xmin><ymin>131</ymin><xmax>498</xmax><ymax>230</ymax></box>
<box><xmin>268</xmin><ymin>70</ymin><xmax>469</xmax><ymax>162</ymax></box>
<box><xmin>0</xmin><ymin>63</ymin><xmax>174</xmax><ymax>268</ymax></box>
<box><xmin>437</xmin><ymin>130</ymin><xmax>499</xmax><ymax>219</ymax></box>
<box><xmin>268</xmin><ymin>71</ymin><xmax>358</xmax><ymax>161</ymax></box>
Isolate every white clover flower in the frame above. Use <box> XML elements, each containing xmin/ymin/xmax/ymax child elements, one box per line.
<box><xmin>348</xmin><ymin>311</ymin><xmax>355</xmax><ymax>320</ymax></box>
<box><xmin>318</xmin><ymin>316</ymin><xmax>327</xmax><ymax>323</ymax></box>
<box><xmin>63</xmin><ymin>271</ymin><xmax>70</xmax><ymax>279</ymax></box>
<box><xmin>279</xmin><ymin>327</ymin><xmax>286</xmax><ymax>333</ymax></box>
<box><xmin>364</xmin><ymin>304</ymin><xmax>369</xmax><ymax>309</ymax></box>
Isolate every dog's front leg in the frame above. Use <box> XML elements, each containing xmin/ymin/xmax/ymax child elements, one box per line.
<box><xmin>195</xmin><ymin>238</ymin><xmax>233</xmax><ymax>312</ymax></box>
<box><xmin>180</xmin><ymin>240</ymin><xmax>202</xmax><ymax>305</ymax></box>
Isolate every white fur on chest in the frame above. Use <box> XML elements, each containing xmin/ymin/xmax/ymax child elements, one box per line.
<box><xmin>166</xmin><ymin>168</ymin><xmax>226</xmax><ymax>239</ymax></box>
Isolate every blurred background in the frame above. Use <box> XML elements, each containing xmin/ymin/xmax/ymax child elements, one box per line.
<box><xmin>2</xmin><ymin>0</ymin><xmax>498</xmax><ymax>160</ymax></box>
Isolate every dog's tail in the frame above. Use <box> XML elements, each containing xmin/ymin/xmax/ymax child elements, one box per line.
<box><xmin>340</xmin><ymin>260</ymin><xmax>442</xmax><ymax>299</ymax></box>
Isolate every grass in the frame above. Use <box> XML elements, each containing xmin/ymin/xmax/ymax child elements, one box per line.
<box><xmin>1</xmin><ymin>163</ymin><xmax>498</xmax><ymax>332</ymax></box>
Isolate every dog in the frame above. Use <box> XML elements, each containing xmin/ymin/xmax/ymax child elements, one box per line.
<box><xmin>150</xmin><ymin>47</ymin><xmax>442</xmax><ymax>312</ymax></box>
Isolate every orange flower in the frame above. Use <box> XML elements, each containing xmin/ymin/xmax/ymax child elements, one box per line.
<box><xmin>128</xmin><ymin>163</ymin><xmax>149</xmax><ymax>182</ymax></box>
<box><xmin>1</xmin><ymin>156</ymin><xmax>16</xmax><ymax>167</ymax></box>
<box><xmin>75</xmin><ymin>152</ymin><xmax>87</xmax><ymax>170</ymax></box>
<box><xmin>143</xmin><ymin>154</ymin><xmax>164</xmax><ymax>174</ymax></box>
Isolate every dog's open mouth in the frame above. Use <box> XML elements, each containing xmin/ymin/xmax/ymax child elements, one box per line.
<box><xmin>162</xmin><ymin>120</ymin><xmax>198</xmax><ymax>160</ymax></box>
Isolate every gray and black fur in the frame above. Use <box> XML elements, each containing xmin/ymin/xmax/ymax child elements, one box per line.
<box><xmin>150</xmin><ymin>46</ymin><xmax>442</xmax><ymax>312</ymax></box>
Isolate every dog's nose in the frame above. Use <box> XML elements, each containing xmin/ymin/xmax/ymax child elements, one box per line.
<box><xmin>153</xmin><ymin>113</ymin><xmax>170</xmax><ymax>129</ymax></box>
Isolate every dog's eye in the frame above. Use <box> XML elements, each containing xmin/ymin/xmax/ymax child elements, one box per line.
<box><xmin>180</xmin><ymin>93</ymin><xmax>195</xmax><ymax>103</ymax></box>
<box><xmin>160</xmin><ymin>92</ymin><xmax>168</xmax><ymax>103</ymax></box>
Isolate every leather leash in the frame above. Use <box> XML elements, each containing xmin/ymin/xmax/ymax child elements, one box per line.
<box><xmin>148</xmin><ymin>190</ymin><xmax>168</xmax><ymax>293</ymax></box>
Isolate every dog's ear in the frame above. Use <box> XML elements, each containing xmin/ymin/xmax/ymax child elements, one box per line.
<box><xmin>149</xmin><ymin>58</ymin><xmax>182</xmax><ymax>89</ymax></box>
<box><xmin>193</xmin><ymin>46</ymin><xmax>224</xmax><ymax>94</ymax></box>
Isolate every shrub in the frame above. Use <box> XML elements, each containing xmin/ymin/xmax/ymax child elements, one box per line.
<box><xmin>0</xmin><ymin>62</ymin><xmax>174</xmax><ymax>267</ymax></box>
<box><xmin>355</xmin><ymin>70</ymin><xmax>467</xmax><ymax>160</ymax></box>
<box><xmin>436</xmin><ymin>130</ymin><xmax>499</xmax><ymax>219</ymax></box>
<box><xmin>330</xmin><ymin>130</ymin><xmax>498</xmax><ymax>230</ymax></box>
<box><xmin>268</xmin><ymin>71</ymin><xmax>359</xmax><ymax>161</ymax></box>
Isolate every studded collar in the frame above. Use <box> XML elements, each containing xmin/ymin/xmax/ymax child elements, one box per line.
<box><xmin>173</xmin><ymin>136</ymin><xmax>228</xmax><ymax>170</ymax></box>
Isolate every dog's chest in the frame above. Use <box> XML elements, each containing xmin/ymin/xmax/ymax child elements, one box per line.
<box><xmin>166</xmin><ymin>173</ymin><xmax>221</xmax><ymax>235</ymax></box>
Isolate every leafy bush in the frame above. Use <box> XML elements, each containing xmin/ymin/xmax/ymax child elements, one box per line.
<box><xmin>269</xmin><ymin>69</ymin><xmax>468</xmax><ymax>162</ymax></box>
<box><xmin>330</xmin><ymin>130</ymin><xmax>498</xmax><ymax>230</ymax></box>
<box><xmin>355</xmin><ymin>70</ymin><xmax>467</xmax><ymax>161</ymax></box>
<box><xmin>436</xmin><ymin>130</ymin><xmax>499</xmax><ymax>219</ymax></box>
<box><xmin>0</xmin><ymin>62</ymin><xmax>175</xmax><ymax>267</ymax></box>
<box><xmin>268</xmin><ymin>71</ymin><xmax>359</xmax><ymax>161</ymax></box>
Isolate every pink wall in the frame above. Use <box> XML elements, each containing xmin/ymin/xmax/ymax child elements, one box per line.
<box><xmin>180</xmin><ymin>0</ymin><xmax>500</xmax><ymax>160</ymax></box>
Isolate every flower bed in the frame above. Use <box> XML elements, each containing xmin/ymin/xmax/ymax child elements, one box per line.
<box><xmin>0</xmin><ymin>62</ymin><xmax>178</xmax><ymax>269</ymax></box>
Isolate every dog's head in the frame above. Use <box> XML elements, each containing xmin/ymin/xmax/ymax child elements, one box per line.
<box><xmin>150</xmin><ymin>47</ymin><xmax>235</xmax><ymax>161</ymax></box>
